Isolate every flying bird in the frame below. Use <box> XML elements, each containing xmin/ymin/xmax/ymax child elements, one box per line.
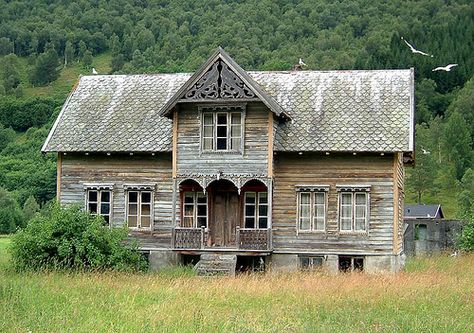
<box><xmin>299</xmin><ymin>58</ymin><xmax>307</xmax><ymax>67</ymax></box>
<box><xmin>401</xmin><ymin>37</ymin><xmax>433</xmax><ymax>57</ymax></box>
<box><xmin>422</xmin><ymin>148</ymin><xmax>430</xmax><ymax>155</ymax></box>
<box><xmin>92</xmin><ymin>68</ymin><xmax>98</xmax><ymax>74</ymax></box>
<box><xmin>432</xmin><ymin>64</ymin><xmax>458</xmax><ymax>72</ymax></box>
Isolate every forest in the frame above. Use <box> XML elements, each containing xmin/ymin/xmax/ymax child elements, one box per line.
<box><xmin>0</xmin><ymin>0</ymin><xmax>473</xmax><ymax>232</ymax></box>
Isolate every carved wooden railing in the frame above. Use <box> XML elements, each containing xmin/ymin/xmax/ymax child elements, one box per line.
<box><xmin>173</xmin><ymin>227</ymin><xmax>205</xmax><ymax>249</ymax></box>
<box><xmin>236</xmin><ymin>227</ymin><xmax>271</xmax><ymax>251</ymax></box>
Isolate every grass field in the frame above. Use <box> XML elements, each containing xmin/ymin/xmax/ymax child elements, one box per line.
<box><xmin>1</xmin><ymin>236</ymin><xmax>473</xmax><ymax>332</ymax></box>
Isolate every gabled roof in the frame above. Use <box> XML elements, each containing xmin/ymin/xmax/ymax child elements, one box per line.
<box><xmin>159</xmin><ymin>47</ymin><xmax>290</xmax><ymax>119</ymax></box>
<box><xmin>404</xmin><ymin>204</ymin><xmax>444</xmax><ymax>219</ymax></box>
<box><xmin>42</xmin><ymin>49</ymin><xmax>414</xmax><ymax>153</ymax></box>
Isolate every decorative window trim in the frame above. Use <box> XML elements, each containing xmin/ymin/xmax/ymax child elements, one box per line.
<box><xmin>181</xmin><ymin>192</ymin><xmax>208</xmax><ymax>228</ymax></box>
<box><xmin>296</xmin><ymin>186</ymin><xmax>329</xmax><ymax>234</ymax></box>
<box><xmin>243</xmin><ymin>191</ymin><xmax>269</xmax><ymax>229</ymax></box>
<box><xmin>199</xmin><ymin>105</ymin><xmax>245</xmax><ymax>154</ymax></box>
<box><xmin>123</xmin><ymin>184</ymin><xmax>156</xmax><ymax>191</ymax></box>
<box><xmin>125</xmin><ymin>190</ymin><xmax>154</xmax><ymax>230</ymax></box>
<box><xmin>337</xmin><ymin>186</ymin><xmax>370</xmax><ymax>233</ymax></box>
<box><xmin>83</xmin><ymin>185</ymin><xmax>113</xmax><ymax>226</ymax></box>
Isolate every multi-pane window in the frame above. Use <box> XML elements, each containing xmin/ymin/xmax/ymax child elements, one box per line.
<box><xmin>299</xmin><ymin>256</ymin><xmax>324</xmax><ymax>271</ymax></box>
<box><xmin>244</xmin><ymin>192</ymin><xmax>268</xmax><ymax>229</ymax></box>
<box><xmin>201</xmin><ymin>110</ymin><xmax>243</xmax><ymax>151</ymax></box>
<box><xmin>127</xmin><ymin>191</ymin><xmax>152</xmax><ymax>229</ymax></box>
<box><xmin>182</xmin><ymin>192</ymin><xmax>208</xmax><ymax>228</ymax></box>
<box><xmin>298</xmin><ymin>191</ymin><xmax>326</xmax><ymax>232</ymax></box>
<box><xmin>339</xmin><ymin>192</ymin><xmax>368</xmax><ymax>232</ymax></box>
<box><xmin>86</xmin><ymin>190</ymin><xmax>111</xmax><ymax>225</ymax></box>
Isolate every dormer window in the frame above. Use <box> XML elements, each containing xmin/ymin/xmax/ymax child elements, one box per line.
<box><xmin>200</xmin><ymin>105</ymin><xmax>244</xmax><ymax>152</ymax></box>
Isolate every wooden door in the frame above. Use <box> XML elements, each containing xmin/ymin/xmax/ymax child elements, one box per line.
<box><xmin>212</xmin><ymin>191</ymin><xmax>239</xmax><ymax>247</ymax></box>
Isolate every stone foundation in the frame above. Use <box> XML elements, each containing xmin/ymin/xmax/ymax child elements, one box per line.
<box><xmin>148</xmin><ymin>250</ymin><xmax>179</xmax><ymax>271</ymax></box>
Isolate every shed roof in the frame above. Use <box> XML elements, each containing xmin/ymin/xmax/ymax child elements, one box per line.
<box><xmin>42</xmin><ymin>55</ymin><xmax>414</xmax><ymax>153</ymax></box>
<box><xmin>404</xmin><ymin>204</ymin><xmax>444</xmax><ymax>219</ymax></box>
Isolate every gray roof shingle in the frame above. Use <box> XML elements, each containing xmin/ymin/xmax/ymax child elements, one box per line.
<box><xmin>42</xmin><ymin>69</ymin><xmax>414</xmax><ymax>153</ymax></box>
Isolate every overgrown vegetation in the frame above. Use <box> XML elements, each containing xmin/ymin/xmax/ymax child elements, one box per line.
<box><xmin>9</xmin><ymin>204</ymin><xmax>148</xmax><ymax>272</ymax></box>
<box><xmin>0</xmin><ymin>236</ymin><xmax>473</xmax><ymax>332</ymax></box>
<box><xmin>0</xmin><ymin>0</ymin><xmax>473</xmax><ymax>225</ymax></box>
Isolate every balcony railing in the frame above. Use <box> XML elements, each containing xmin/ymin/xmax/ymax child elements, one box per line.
<box><xmin>173</xmin><ymin>226</ymin><xmax>271</xmax><ymax>251</ymax></box>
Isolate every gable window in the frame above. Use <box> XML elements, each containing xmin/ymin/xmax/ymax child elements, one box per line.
<box><xmin>296</xmin><ymin>185</ymin><xmax>329</xmax><ymax>232</ymax></box>
<box><xmin>201</xmin><ymin>106</ymin><xmax>244</xmax><ymax>152</ymax></box>
<box><xmin>244</xmin><ymin>192</ymin><xmax>268</xmax><ymax>229</ymax></box>
<box><xmin>182</xmin><ymin>192</ymin><xmax>208</xmax><ymax>228</ymax></box>
<box><xmin>337</xmin><ymin>186</ymin><xmax>370</xmax><ymax>232</ymax></box>
<box><xmin>84</xmin><ymin>184</ymin><xmax>113</xmax><ymax>226</ymax></box>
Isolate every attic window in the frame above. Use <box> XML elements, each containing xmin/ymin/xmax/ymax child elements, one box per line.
<box><xmin>200</xmin><ymin>106</ymin><xmax>244</xmax><ymax>152</ymax></box>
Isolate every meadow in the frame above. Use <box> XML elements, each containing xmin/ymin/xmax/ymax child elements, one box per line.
<box><xmin>1</xmin><ymin>236</ymin><xmax>473</xmax><ymax>333</ymax></box>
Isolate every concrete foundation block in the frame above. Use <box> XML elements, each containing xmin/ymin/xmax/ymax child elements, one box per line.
<box><xmin>270</xmin><ymin>254</ymin><xmax>299</xmax><ymax>272</ymax></box>
<box><xmin>148</xmin><ymin>250</ymin><xmax>179</xmax><ymax>271</ymax></box>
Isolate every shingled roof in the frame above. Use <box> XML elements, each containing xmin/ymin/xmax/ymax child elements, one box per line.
<box><xmin>42</xmin><ymin>62</ymin><xmax>414</xmax><ymax>153</ymax></box>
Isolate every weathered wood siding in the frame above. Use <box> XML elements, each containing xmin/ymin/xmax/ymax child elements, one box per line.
<box><xmin>273</xmin><ymin>153</ymin><xmax>396</xmax><ymax>255</ymax></box>
<box><xmin>60</xmin><ymin>153</ymin><xmax>173</xmax><ymax>248</ymax></box>
<box><xmin>394</xmin><ymin>153</ymin><xmax>405</xmax><ymax>254</ymax></box>
<box><xmin>176</xmin><ymin>102</ymin><xmax>269</xmax><ymax>176</ymax></box>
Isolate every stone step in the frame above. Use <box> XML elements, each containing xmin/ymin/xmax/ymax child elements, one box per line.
<box><xmin>195</xmin><ymin>254</ymin><xmax>237</xmax><ymax>277</ymax></box>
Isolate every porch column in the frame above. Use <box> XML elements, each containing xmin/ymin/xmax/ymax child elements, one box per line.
<box><xmin>268</xmin><ymin>177</ymin><xmax>273</xmax><ymax>250</ymax></box>
<box><xmin>171</xmin><ymin>178</ymin><xmax>177</xmax><ymax>248</ymax></box>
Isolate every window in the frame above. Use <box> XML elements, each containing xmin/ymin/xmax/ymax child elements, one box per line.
<box><xmin>182</xmin><ymin>192</ymin><xmax>208</xmax><ymax>228</ymax></box>
<box><xmin>201</xmin><ymin>107</ymin><xmax>243</xmax><ymax>151</ymax></box>
<box><xmin>299</xmin><ymin>256</ymin><xmax>324</xmax><ymax>271</ymax></box>
<box><xmin>244</xmin><ymin>192</ymin><xmax>268</xmax><ymax>229</ymax></box>
<box><xmin>127</xmin><ymin>191</ymin><xmax>152</xmax><ymax>229</ymax></box>
<box><xmin>337</xmin><ymin>186</ymin><xmax>370</xmax><ymax>232</ymax></box>
<box><xmin>296</xmin><ymin>186</ymin><xmax>328</xmax><ymax>232</ymax></box>
<box><xmin>85</xmin><ymin>189</ymin><xmax>112</xmax><ymax>225</ymax></box>
<box><xmin>339</xmin><ymin>256</ymin><xmax>364</xmax><ymax>272</ymax></box>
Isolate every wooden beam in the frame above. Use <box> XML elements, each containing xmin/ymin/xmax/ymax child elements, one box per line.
<box><xmin>56</xmin><ymin>152</ymin><xmax>62</xmax><ymax>202</ymax></box>
<box><xmin>267</xmin><ymin>111</ymin><xmax>274</xmax><ymax>177</ymax></box>
<box><xmin>172</xmin><ymin>107</ymin><xmax>178</xmax><ymax>178</ymax></box>
<box><xmin>392</xmin><ymin>153</ymin><xmax>399</xmax><ymax>254</ymax></box>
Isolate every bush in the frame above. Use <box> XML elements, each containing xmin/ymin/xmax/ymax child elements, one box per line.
<box><xmin>458</xmin><ymin>216</ymin><xmax>474</xmax><ymax>251</ymax></box>
<box><xmin>0</xmin><ymin>187</ymin><xmax>24</xmax><ymax>234</ymax></box>
<box><xmin>10</xmin><ymin>203</ymin><xmax>148</xmax><ymax>272</ymax></box>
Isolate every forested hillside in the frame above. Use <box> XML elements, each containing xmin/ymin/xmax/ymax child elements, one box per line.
<box><xmin>0</xmin><ymin>0</ymin><xmax>473</xmax><ymax>231</ymax></box>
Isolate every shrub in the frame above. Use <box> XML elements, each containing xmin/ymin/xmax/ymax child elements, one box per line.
<box><xmin>458</xmin><ymin>216</ymin><xmax>474</xmax><ymax>251</ymax></box>
<box><xmin>0</xmin><ymin>187</ymin><xmax>24</xmax><ymax>234</ymax></box>
<box><xmin>10</xmin><ymin>203</ymin><xmax>148</xmax><ymax>272</ymax></box>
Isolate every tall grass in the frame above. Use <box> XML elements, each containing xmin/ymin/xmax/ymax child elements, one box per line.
<box><xmin>1</xmin><ymin>238</ymin><xmax>473</xmax><ymax>332</ymax></box>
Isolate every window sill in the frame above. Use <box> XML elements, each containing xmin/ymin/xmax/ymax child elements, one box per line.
<box><xmin>339</xmin><ymin>231</ymin><xmax>368</xmax><ymax>236</ymax></box>
<box><xmin>297</xmin><ymin>230</ymin><xmax>326</xmax><ymax>234</ymax></box>
<box><xmin>201</xmin><ymin>150</ymin><xmax>242</xmax><ymax>155</ymax></box>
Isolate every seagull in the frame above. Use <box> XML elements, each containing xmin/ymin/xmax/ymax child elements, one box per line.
<box><xmin>422</xmin><ymin>148</ymin><xmax>430</xmax><ymax>155</ymax></box>
<box><xmin>401</xmin><ymin>37</ymin><xmax>433</xmax><ymax>57</ymax></box>
<box><xmin>432</xmin><ymin>64</ymin><xmax>458</xmax><ymax>72</ymax></box>
<box><xmin>299</xmin><ymin>58</ymin><xmax>307</xmax><ymax>67</ymax></box>
<box><xmin>92</xmin><ymin>68</ymin><xmax>98</xmax><ymax>74</ymax></box>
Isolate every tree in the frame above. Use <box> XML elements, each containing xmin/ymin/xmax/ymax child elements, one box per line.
<box><xmin>446</xmin><ymin>76</ymin><xmax>474</xmax><ymax>142</ymax></box>
<box><xmin>0</xmin><ymin>37</ymin><xmax>14</xmax><ymax>55</ymax></box>
<box><xmin>444</xmin><ymin>112</ymin><xmax>473</xmax><ymax>180</ymax></box>
<box><xmin>82</xmin><ymin>49</ymin><xmax>93</xmax><ymax>69</ymax></box>
<box><xmin>23</xmin><ymin>195</ymin><xmax>40</xmax><ymax>222</ymax></box>
<box><xmin>29</xmin><ymin>44</ymin><xmax>60</xmax><ymax>86</ymax></box>
<box><xmin>0</xmin><ymin>54</ymin><xmax>21</xmax><ymax>95</ymax></box>
<box><xmin>0</xmin><ymin>125</ymin><xmax>15</xmax><ymax>152</ymax></box>
<box><xmin>64</xmin><ymin>40</ymin><xmax>75</xmax><ymax>67</ymax></box>
<box><xmin>0</xmin><ymin>187</ymin><xmax>24</xmax><ymax>234</ymax></box>
<box><xmin>111</xmin><ymin>53</ymin><xmax>125</xmax><ymax>72</ymax></box>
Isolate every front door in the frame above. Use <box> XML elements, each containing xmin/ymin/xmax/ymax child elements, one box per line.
<box><xmin>211</xmin><ymin>191</ymin><xmax>239</xmax><ymax>247</ymax></box>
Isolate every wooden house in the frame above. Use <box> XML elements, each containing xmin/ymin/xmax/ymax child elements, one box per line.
<box><xmin>42</xmin><ymin>48</ymin><xmax>414</xmax><ymax>273</ymax></box>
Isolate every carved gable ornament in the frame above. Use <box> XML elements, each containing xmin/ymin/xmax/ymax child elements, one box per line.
<box><xmin>182</xmin><ymin>59</ymin><xmax>256</xmax><ymax>100</ymax></box>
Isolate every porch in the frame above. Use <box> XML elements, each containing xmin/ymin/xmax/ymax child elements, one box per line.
<box><xmin>172</xmin><ymin>226</ymin><xmax>272</xmax><ymax>252</ymax></box>
<box><xmin>172</xmin><ymin>177</ymin><xmax>272</xmax><ymax>252</ymax></box>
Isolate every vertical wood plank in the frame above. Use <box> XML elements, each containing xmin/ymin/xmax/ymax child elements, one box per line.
<box><xmin>172</xmin><ymin>107</ymin><xmax>178</xmax><ymax>178</ymax></box>
<box><xmin>57</xmin><ymin>152</ymin><xmax>62</xmax><ymax>202</ymax></box>
<box><xmin>392</xmin><ymin>153</ymin><xmax>399</xmax><ymax>254</ymax></box>
<box><xmin>267</xmin><ymin>111</ymin><xmax>274</xmax><ymax>177</ymax></box>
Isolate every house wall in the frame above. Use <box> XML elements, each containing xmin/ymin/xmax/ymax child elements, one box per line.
<box><xmin>59</xmin><ymin>153</ymin><xmax>174</xmax><ymax>248</ymax></box>
<box><xmin>272</xmin><ymin>152</ymin><xmax>398</xmax><ymax>256</ymax></box>
<box><xmin>175</xmin><ymin>102</ymin><xmax>269</xmax><ymax>177</ymax></box>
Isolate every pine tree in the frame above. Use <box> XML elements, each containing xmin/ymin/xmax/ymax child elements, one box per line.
<box><xmin>444</xmin><ymin>112</ymin><xmax>473</xmax><ymax>180</ymax></box>
<box><xmin>82</xmin><ymin>50</ymin><xmax>93</xmax><ymax>69</ymax></box>
<box><xmin>64</xmin><ymin>40</ymin><xmax>75</xmax><ymax>67</ymax></box>
<box><xmin>29</xmin><ymin>43</ymin><xmax>60</xmax><ymax>86</ymax></box>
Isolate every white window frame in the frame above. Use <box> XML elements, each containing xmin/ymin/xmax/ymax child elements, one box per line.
<box><xmin>182</xmin><ymin>192</ymin><xmax>208</xmax><ymax>228</ymax></box>
<box><xmin>243</xmin><ymin>191</ymin><xmax>268</xmax><ymax>229</ymax></box>
<box><xmin>337</xmin><ymin>185</ymin><xmax>370</xmax><ymax>233</ymax></box>
<box><xmin>296</xmin><ymin>185</ymin><xmax>329</xmax><ymax>233</ymax></box>
<box><xmin>83</xmin><ymin>184</ymin><xmax>114</xmax><ymax>226</ymax></box>
<box><xmin>126</xmin><ymin>190</ymin><xmax>153</xmax><ymax>230</ymax></box>
<box><xmin>199</xmin><ymin>105</ymin><xmax>245</xmax><ymax>153</ymax></box>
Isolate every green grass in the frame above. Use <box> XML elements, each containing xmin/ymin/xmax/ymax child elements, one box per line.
<box><xmin>13</xmin><ymin>52</ymin><xmax>112</xmax><ymax>101</ymax></box>
<box><xmin>1</xmin><ymin>237</ymin><xmax>474</xmax><ymax>332</ymax></box>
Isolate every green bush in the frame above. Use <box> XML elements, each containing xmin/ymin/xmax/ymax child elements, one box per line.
<box><xmin>0</xmin><ymin>187</ymin><xmax>24</xmax><ymax>234</ymax></box>
<box><xmin>10</xmin><ymin>203</ymin><xmax>148</xmax><ymax>272</ymax></box>
<box><xmin>458</xmin><ymin>216</ymin><xmax>474</xmax><ymax>251</ymax></box>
